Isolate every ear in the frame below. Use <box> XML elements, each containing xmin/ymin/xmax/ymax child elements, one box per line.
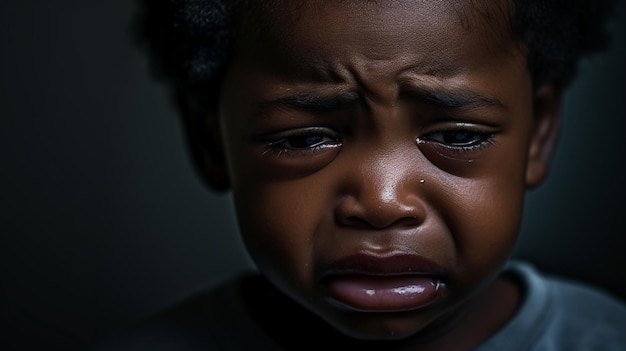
<box><xmin>176</xmin><ymin>90</ymin><xmax>230</xmax><ymax>191</ymax></box>
<box><xmin>525</xmin><ymin>82</ymin><xmax>563</xmax><ymax>189</ymax></box>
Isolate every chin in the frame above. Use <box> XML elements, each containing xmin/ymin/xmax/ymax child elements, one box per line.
<box><xmin>322</xmin><ymin>310</ymin><xmax>437</xmax><ymax>342</ymax></box>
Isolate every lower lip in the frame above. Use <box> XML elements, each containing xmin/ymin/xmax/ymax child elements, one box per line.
<box><xmin>326</xmin><ymin>275</ymin><xmax>441</xmax><ymax>312</ymax></box>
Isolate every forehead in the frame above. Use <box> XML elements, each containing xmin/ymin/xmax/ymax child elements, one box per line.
<box><xmin>239</xmin><ymin>0</ymin><xmax>514</xmax><ymax>28</ymax></box>
<box><xmin>233</xmin><ymin>0</ymin><xmax>521</xmax><ymax>80</ymax></box>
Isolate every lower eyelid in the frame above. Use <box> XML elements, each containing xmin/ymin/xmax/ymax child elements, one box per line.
<box><xmin>266</xmin><ymin>135</ymin><xmax>340</xmax><ymax>148</ymax></box>
<box><xmin>263</xmin><ymin>140</ymin><xmax>342</xmax><ymax>157</ymax></box>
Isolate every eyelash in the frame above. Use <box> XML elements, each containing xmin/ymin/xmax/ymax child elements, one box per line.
<box><xmin>259</xmin><ymin>125</ymin><xmax>493</xmax><ymax>159</ymax></box>
<box><xmin>417</xmin><ymin>127</ymin><xmax>495</xmax><ymax>152</ymax></box>
<box><xmin>261</xmin><ymin>128</ymin><xmax>342</xmax><ymax>156</ymax></box>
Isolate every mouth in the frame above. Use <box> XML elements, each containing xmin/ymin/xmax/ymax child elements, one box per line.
<box><xmin>320</xmin><ymin>252</ymin><xmax>446</xmax><ymax>313</ymax></box>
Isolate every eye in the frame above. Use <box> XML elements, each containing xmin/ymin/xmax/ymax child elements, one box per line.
<box><xmin>415</xmin><ymin>123</ymin><xmax>498</xmax><ymax>169</ymax></box>
<box><xmin>418</xmin><ymin>127</ymin><xmax>493</xmax><ymax>150</ymax></box>
<box><xmin>262</xmin><ymin>127</ymin><xmax>342</xmax><ymax>156</ymax></box>
<box><xmin>416</xmin><ymin>125</ymin><xmax>498</xmax><ymax>177</ymax></box>
<box><xmin>269</xmin><ymin>132</ymin><xmax>337</xmax><ymax>150</ymax></box>
<box><xmin>251</xmin><ymin>126</ymin><xmax>342</xmax><ymax>176</ymax></box>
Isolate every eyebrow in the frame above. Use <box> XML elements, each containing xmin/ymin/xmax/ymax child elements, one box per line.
<box><xmin>254</xmin><ymin>85</ymin><xmax>504</xmax><ymax>117</ymax></box>
<box><xmin>401</xmin><ymin>84</ymin><xmax>505</xmax><ymax>110</ymax></box>
<box><xmin>255</xmin><ymin>91</ymin><xmax>360</xmax><ymax>116</ymax></box>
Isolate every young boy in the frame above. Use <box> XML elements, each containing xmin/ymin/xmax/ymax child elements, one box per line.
<box><xmin>97</xmin><ymin>0</ymin><xmax>626</xmax><ymax>349</ymax></box>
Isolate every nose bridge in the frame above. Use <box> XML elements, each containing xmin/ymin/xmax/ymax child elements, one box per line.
<box><xmin>362</xmin><ymin>147</ymin><xmax>409</xmax><ymax>201</ymax></box>
<box><xmin>361</xmin><ymin>144</ymin><xmax>421</xmax><ymax>204</ymax></box>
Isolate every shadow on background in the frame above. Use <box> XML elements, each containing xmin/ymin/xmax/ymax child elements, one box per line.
<box><xmin>1</xmin><ymin>1</ymin><xmax>624</xmax><ymax>350</ymax></box>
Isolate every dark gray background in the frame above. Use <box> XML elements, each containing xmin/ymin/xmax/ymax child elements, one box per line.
<box><xmin>1</xmin><ymin>1</ymin><xmax>625</xmax><ymax>350</ymax></box>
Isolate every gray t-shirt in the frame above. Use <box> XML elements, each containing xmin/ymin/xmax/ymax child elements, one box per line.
<box><xmin>93</xmin><ymin>261</ymin><xmax>626</xmax><ymax>350</ymax></box>
<box><xmin>477</xmin><ymin>261</ymin><xmax>626</xmax><ymax>351</ymax></box>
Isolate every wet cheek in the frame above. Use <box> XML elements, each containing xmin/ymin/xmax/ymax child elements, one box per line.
<box><xmin>443</xmin><ymin>132</ymin><xmax>530</xmax><ymax>271</ymax></box>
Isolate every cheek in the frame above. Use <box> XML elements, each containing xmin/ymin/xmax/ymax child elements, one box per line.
<box><xmin>232</xmin><ymin>176</ymin><xmax>332</xmax><ymax>289</ymax></box>
<box><xmin>220</xmin><ymin>111</ymin><xmax>335</xmax><ymax>294</ymax></box>
<box><xmin>437</xmin><ymin>141</ymin><xmax>529</xmax><ymax>283</ymax></box>
<box><xmin>456</xmin><ymin>179</ymin><xmax>524</xmax><ymax>254</ymax></box>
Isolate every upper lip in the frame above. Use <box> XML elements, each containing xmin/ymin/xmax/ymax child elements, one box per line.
<box><xmin>318</xmin><ymin>251</ymin><xmax>444</xmax><ymax>280</ymax></box>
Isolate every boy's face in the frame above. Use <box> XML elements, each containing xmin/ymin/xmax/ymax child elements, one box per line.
<box><xmin>212</xmin><ymin>0</ymin><xmax>555</xmax><ymax>341</ymax></box>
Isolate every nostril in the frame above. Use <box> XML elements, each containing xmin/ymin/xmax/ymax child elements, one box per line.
<box><xmin>338</xmin><ymin>214</ymin><xmax>422</xmax><ymax>230</ymax></box>
<box><xmin>393</xmin><ymin>215</ymin><xmax>421</xmax><ymax>228</ymax></box>
<box><xmin>341</xmin><ymin>216</ymin><xmax>371</xmax><ymax>229</ymax></box>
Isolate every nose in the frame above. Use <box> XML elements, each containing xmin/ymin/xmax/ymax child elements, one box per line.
<box><xmin>334</xmin><ymin>147</ymin><xmax>427</xmax><ymax>230</ymax></box>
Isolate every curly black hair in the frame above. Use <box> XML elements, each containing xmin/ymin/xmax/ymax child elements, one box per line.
<box><xmin>133</xmin><ymin>0</ymin><xmax>618</xmax><ymax>109</ymax></box>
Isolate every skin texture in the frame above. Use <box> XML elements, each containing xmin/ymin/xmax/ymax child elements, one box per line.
<box><xmin>183</xmin><ymin>0</ymin><xmax>562</xmax><ymax>349</ymax></box>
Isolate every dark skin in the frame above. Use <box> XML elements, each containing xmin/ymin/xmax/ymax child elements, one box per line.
<box><xmin>182</xmin><ymin>1</ymin><xmax>562</xmax><ymax>350</ymax></box>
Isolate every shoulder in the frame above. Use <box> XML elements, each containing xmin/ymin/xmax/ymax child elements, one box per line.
<box><xmin>90</xmin><ymin>271</ymin><xmax>267</xmax><ymax>351</ymax></box>
<box><xmin>480</xmin><ymin>261</ymin><xmax>626</xmax><ymax>351</ymax></box>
